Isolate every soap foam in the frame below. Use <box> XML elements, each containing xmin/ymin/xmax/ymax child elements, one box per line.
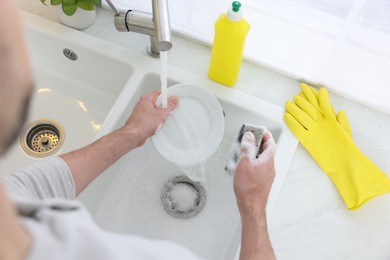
<box><xmin>169</xmin><ymin>183</ymin><xmax>198</xmax><ymax>211</ymax></box>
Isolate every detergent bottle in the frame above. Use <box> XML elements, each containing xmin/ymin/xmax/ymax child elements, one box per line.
<box><xmin>208</xmin><ymin>1</ymin><xmax>250</xmax><ymax>86</ymax></box>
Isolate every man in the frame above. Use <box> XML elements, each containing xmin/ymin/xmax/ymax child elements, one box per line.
<box><xmin>0</xmin><ymin>0</ymin><xmax>277</xmax><ymax>259</ymax></box>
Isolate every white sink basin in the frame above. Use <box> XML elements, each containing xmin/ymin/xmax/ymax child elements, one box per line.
<box><xmin>2</xmin><ymin>12</ymin><xmax>298</xmax><ymax>260</ymax></box>
<box><xmin>79</xmin><ymin>72</ymin><xmax>298</xmax><ymax>260</ymax></box>
<box><xmin>80</xmin><ymin>67</ymin><xmax>298</xmax><ymax>259</ymax></box>
<box><xmin>1</xmin><ymin>13</ymin><xmax>133</xmax><ymax>173</ymax></box>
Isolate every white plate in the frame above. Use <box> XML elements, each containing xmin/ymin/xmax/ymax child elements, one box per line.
<box><xmin>151</xmin><ymin>84</ymin><xmax>225</xmax><ymax>166</ymax></box>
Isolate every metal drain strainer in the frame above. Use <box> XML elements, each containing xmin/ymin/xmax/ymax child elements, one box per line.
<box><xmin>20</xmin><ymin>119</ymin><xmax>65</xmax><ymax>157</ymax></box>
<box><xmin>161</xmin><ymin>175</ymin><xmax>206</xmax><ymax>219</ymax></box>
<box><xmin>63</xmin><ymin>48</ymin><xmax>78</xmax><ymax>61</ymax></box>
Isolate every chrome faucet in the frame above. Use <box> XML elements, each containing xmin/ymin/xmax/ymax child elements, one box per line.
<box><xmin>111</xmin><ymin>0</ymin><xmax>172</xmax><ymax>58</ymax></box>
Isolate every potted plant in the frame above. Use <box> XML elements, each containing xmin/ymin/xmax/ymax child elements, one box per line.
<box><xmin>41</xmin><ymin>0</ymin><xmax>102</xmax><ymax>29</ymax></box>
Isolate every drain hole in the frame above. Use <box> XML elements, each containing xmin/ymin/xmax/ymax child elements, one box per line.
<box><xmin>63</xmin><ymin>48</ymin><xmax>78</xmax><ymax>61</ymax></box>
<box><xmin>161</xmin><ymin>175</ymin><xmax>206</xmax><ymax>219</ymax></box>
<box><xmin>20</xmin><ymin>119</ymin><xmax>65</xmax><ymax>157</ymax></box>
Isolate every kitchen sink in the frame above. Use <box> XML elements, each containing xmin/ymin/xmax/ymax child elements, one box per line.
<box><xmin>1</xmin><ymin>12</ymin><xmax>298</xmax><ymax>260</ymax></box>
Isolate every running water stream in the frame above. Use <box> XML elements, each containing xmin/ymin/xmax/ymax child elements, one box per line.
<box><xmin>160</xmin><ymin>51</ymin><xmax>168</xmax><ymax>108</ymax></box>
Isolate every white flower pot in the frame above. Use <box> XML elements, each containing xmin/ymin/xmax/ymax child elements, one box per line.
<box><xmin>57</xmin><ymin>6</ymin><xmax>96</xmax><ymax>30</ymax></box>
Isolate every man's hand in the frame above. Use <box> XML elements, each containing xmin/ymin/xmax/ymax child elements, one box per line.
<box><xmin>125</xmin><ymin>91</ymin><xmax>179</xmax><ymax>147</ymax></box>
<box><xmin>233</xmin><ymin>130</ymin><xmax>277</xmax><ymax>260</ymax></box>
<box><xmin>234</xmin><ymin>131</ymin><xmax>276</xmax><ymax>216</ymax></box>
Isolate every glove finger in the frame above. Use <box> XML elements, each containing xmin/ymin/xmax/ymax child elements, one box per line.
<box><xmin>300</xmin><ymin>83</ymin><xmax>321</xmax><ymax>112</ymax></box>
<box><xmin>285</xmin><ymin>101</ymin><xmax>314</xmax><ymax>130</ymax></box>
<box><xmin>318</xmin><ymin>88</ymin><xmax>334</xmax><ymax>118</ymax></box>
<box><xmin>293</xmin><ymin>95</ymin><xmax>318</xmax><ymax>121</ymax></box>
<box><xmin>301</xmin><ymin>84</ymin><xmax>337</xmax><ymax>117</ymax></box>
<box><xmin>315</xmin><ymin>86</ymin><xmax>337</xmax><ymax>117</ymax></box>
<box><xmin>337</xmin><ymin>110</ymin><xmax>353</xmax><ymax>138</ymax></box>
<box><xmin>331</xmin><ymin>104</ymin><xmax>336</xmax><ymax>117</ymax></box>
<box><xmin>308</xmin><ymin>85</ymin><xmax>319</xmax><ymax>99</ymax></box>
<box><xmin>284</xmin><ymin>113</ymin><xmax>306</xmax><ymax>140</ymax></box>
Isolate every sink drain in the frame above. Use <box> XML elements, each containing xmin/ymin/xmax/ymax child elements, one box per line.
<box><xmin>20</xmin><ymin>119</ymin><xmax>65</xmax><ymax>157</ymax></box>
<box><xmin>63</xmin><ymin>48</ymin><xmax>78</xmax><ymax>61</ymax></box>
<box><xmin>161</xmin><ymin>175</ymin><xmax>206</xmax><ymax>219</ymax></box>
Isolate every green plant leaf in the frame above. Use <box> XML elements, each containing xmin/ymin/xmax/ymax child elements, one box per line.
<box><xmin>62</xmin><ymin>3</ymin><xmax>77</xmax><ymax>16</ymax></box>
<box><xmin>51</xmin><ymin>0</ymin><xmax>63</xmax><ymax>5</ymax></box>
<box><xmin>92</xmin><ymin>0</ymin><xmax>101</xmax><ymax>7</ymax></box>
<box><xmin>41</xmin><ymin>0</ymin><xmax>47</xmax><ymax>6</ymax></box>
<box><xmin>63</xmin><ymin>0</ymin><xmax>76</xmax><ymax>4</ymax></box>
<box><xmin>77</xmin><ymin>0</ymin><xmax>95</xmax><ymax>11</ymax></box>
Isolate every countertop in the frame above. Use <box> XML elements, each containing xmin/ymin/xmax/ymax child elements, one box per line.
<box><xmin>17</xmin><ymin>2</ymin><xmax>390</xmax><ymax>259</ymax></box>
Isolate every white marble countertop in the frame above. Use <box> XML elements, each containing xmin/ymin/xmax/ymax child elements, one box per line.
<box><xmin>17</xmin><ymin>2</ymin><xmax>390</xmax><ymax>259</ymax></box>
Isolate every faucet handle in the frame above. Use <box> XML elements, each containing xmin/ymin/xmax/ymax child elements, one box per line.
<box><xmin>105</xmin><ymin>0</ymin><xmax>121</xmax><ymax>16</ymax></box>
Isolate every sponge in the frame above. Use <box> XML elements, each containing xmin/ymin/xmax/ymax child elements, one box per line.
<box><xmin>225</xmin><ymin>124</ymin><xmax>265</xmax><ymax>175</ymax></box>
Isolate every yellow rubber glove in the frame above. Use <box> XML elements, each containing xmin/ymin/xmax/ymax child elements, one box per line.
<box><xmin>285</xmin><ymin>87</ymin><xmax>390</xmax><ymax>210</ymax></box>
<box><xmin>299</xmin><ymin>83</ymin><xmax>352</xmax><ymax>138</ymax></box>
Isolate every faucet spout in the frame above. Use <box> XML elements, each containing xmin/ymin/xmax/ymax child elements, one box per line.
<box><xmin>114</xmin><ymin>0</ymin><xmax>172</xmax><ymax>58</ymax></box>
<box><xmin>152</xmin><ymin>0</ymin><xmax>172</xmax><ymax>52</ymax></box>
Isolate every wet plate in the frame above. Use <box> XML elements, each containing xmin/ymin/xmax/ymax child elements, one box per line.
<box><xmin>152</xmin><ymin>84</ymin><xmax>225</xmax><ymax>166</ymax></box>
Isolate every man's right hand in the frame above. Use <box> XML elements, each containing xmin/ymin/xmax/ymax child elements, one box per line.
<box><xmin>234</xmin><ymin>130</ymin><xmax>276</xmax><ymax>217</ymax></box>
<box><xmin>233</xmin><ymin>130</ymin><xmax>277</xmax><ymax>260</ymax></box>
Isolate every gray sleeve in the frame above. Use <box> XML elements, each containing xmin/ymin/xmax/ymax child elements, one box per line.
<box><xmin>2</xmin><ymin>157</ymin><xmax>76</xmax><ymax>200</ymax></box>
